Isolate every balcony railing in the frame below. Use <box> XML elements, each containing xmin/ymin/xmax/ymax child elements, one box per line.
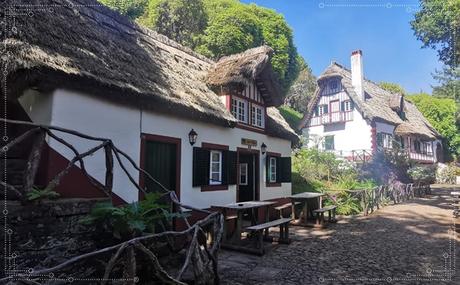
<box><xmin>309</xmin><ymin>111</ymin><xmax>353</xmax><ymax>126</ymax></box>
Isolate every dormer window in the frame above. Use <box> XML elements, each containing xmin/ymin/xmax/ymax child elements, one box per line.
<box><xmin>251</xmin><ymin>104</ymin><xmax>265</xmax><ymax>128</ymax></box>
<box><xmin>330</xmin><ymin>80</ymin><xmax>338</xmax><ymax>90</ymax></box>
<box><xmin>231</xmin><ymin>97</ymin><xmax>248</xmax><ymax>123</ymax></box>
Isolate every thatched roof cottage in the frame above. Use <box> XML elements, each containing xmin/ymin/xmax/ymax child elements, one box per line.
<box><xmin>2</xmin><ymin>0</ymin><xmax>297</xmax><ymax>208</ymax></box>
<box><xmin>299</xmin><ymin>50</ymin><xmax>442</xmax><ymax>163</ymax></box>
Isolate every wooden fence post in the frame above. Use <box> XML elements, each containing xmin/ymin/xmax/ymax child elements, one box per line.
<box><xmin>104</xmin><ymin>143</ymin><xmax>114</xmax><ymax>194</ymax></box>
<box><xmin>22</xmin><ymin>129</ymin><xmax>45</xmax><ymax>196</ymax></box>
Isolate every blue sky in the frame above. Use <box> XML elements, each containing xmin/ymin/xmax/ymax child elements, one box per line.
<box><xmin>241</xmin><ymin>0</ymin><xmax>442</xmax><ymax>94</ymax></box>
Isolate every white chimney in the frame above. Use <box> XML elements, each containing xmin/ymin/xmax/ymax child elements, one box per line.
<box><xmin>350</xmin><ymin>50</ymin><xmax>364</xmax><ymax>100</ymax></box>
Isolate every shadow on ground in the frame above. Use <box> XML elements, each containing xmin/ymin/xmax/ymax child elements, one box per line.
<box><xmin>219</xmin><ymin>185</ymin><xmax>460</xmax><ymax>285</ymax></box>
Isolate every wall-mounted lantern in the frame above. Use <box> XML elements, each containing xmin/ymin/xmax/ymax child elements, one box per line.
<box><xmin>188</xmin><ymin>129</ymin><xmax>198</xmax><ymax>146</ymax></box>
<box><xmin>261</xmin><ymin>142</ymin><xmax>267</xmax><ymax>155</ymax></box>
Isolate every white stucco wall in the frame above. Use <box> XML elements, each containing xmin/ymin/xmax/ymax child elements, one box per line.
<box><xmin>304</xmin><ymin>107</ymin><xmax>372</xmax><ymax>156</ymax></box>
<box><xmin>19</xmin><ymin>88</ymin><xmax>292</xmax><ymax>208</ymax></box>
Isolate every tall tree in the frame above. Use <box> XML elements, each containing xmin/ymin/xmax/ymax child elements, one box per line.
<box><xmin>99</xmin><ymin>0</ymin><xmax>148</xmax><ymax>20</ymax></box>
<box><xmin>284</xmin><ymin>61</ymin><xmax>317</xmax><ymax>113</ymax></box>
<box><xmin>411</xmin><ymin>0</ymin><xmax>460</xmax><ymax>68</ymax></box>
<box><xmin>139</xmin><ymin>0</ymin><xmax>208</xmax><ymax>49</ymax></box>
<box><xmin>378</xmin><ymin>82</ymin><xmax>406</xmax><ymax>95</ymax></box>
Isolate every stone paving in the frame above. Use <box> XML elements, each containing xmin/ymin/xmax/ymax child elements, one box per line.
<box><xmin>218</xmin><ymin>185</ymin><xmax>460</xmax><ymax>285</ymax></box>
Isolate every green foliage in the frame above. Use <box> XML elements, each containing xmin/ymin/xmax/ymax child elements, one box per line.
<box><xmin>278</xmin><ymin>105</ymin><xmax>303</xmax><ymax>132</ymax></box>
<box><xmin>361</xmin><ymin>145</ymin><xmax>412</xmax><ymax>184</ymax></box>
<box><xmin>291</xmin><ymin>172</ymin><xmax>323</xmax><ymax>194</ymax></box>
<box><xmin>195</xmin><ymin>5</ymin><xmax>262</xmax><ymax>57</ymax></box>
<box><xmin>292</xmin><ymin>148</ymin><xmax>342</xmax><ymax>182</ymax></box>
<box><xmin>80</xmin><ymin>193</ymin><xmax>174</xmax><ymax>239</ymax></box>
<box><xmin>139</xmin><ymin>0</ymin><xmax>208</xmax><ymax>48</ymax></box>
<box><xmin>325</xmin><ymin>191</ymin><xmax>362</xmax><ymax>216</ymax></box>
<box><xmin>99</xmin><ymin>0</ymin><xmax>148</xmax><ymax>20</ymax></box>
<box><xmin>407</xmin><ymin>93</ymin><xmax>460</xmax><ymax>157</ymax></box>
<box><xmin>408</xmin><ymin>165</ymin><xmax>437</xmax><ymax>184</ymax></box>
<box><xmin>284</xmin><ymin>62</ymin><xmax>317</xmax><ymax>113</ymax></box>
<box><xmin>411</xmin><ymin>0</ymin><xmax>460</xmax><ymax>68</ymax></box>
<box><xmin>437</xmin><ymin>163</ymin><xmax>460</xmax><ymax>184</ymax></box>
<box><xmin>101</xmin><ymin>0</ymin><xmax>303</xmax><ymax>96</ymax></box>
<box><xmin>378</xmin><ymin>82</ymin><xmax>406</xmax><ymax>95</ymax></box>
<box><xmin>26</xmin><ymin>187</ymin><xmax>60</xmax><ymax>201</ymax></box>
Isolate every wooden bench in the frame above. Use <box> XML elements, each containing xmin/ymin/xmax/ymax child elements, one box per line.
<box><xmin>274</xmin><ymin>202</ymin><xmax>301</xmax><ymax>218</ymax></box>
<box><xmin>313</xmin><ymin>205</ymin><xmax>337</xmax><ymax>225</ymax></box>
<box><xmin>245</xmin><ymin>218</ymin><xmax>292</xmax><ymax>255</ymax></box>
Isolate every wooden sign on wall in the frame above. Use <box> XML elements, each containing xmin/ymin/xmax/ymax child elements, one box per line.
<box><xmin>241</xmin><ymin>138</ymin><xmax>257</xmax><ymax>147</ymax></box>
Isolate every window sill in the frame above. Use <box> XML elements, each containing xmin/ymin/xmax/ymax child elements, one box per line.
<box><xmin>266</xmin><ymin>182</ymin><xmax>281</xmax><ymax>187</ymax></box>
<box><xmin>201</xmin><ymin>184</ymin><xmax>228</xmax><ymax>192</ymax></box>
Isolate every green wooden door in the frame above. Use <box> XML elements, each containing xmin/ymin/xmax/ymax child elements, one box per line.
<box><xmin>144</xmin><ymin>141</ymin><xmax>177</xmax><ymax>193</ymax></box>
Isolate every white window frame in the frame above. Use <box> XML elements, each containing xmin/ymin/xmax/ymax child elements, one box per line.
<box><xmin>251</xmin><ymin>104</ymin><xmax>265</xmax><ymax>128</ymax></box>
<box><xmin>269</xmin><ymin>157</ymin><xmax>277</xmax><ymax>183</ymax></box>
<box><xmin>209</xmin><ymin>150</ymin><xmax>222</xmax><ymax>185</ymax></box>
<box><xmin>239</xmin><ymin>163</ymin><xmax>248</xmax><ymax>185</ymax></box>
<box><xmin>343</xmin><ymin>100</ymin><xmax>352</xmax><ymax>112</ymax></box>
<box><xmin>231</xmin><ymin>97</ymin><xmax>248</xmax><ymax>123</ymax></box>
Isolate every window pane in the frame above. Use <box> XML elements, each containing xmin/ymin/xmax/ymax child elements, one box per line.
<box><xmin>211</xmin><ymin>152</ymin><xmax>220</xmax><ymax>162</ymax></box>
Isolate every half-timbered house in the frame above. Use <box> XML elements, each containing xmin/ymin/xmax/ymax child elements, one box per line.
<box><xmin>2</xmin><ymin>1</ymin><xmax>298</xmax><ymax>210</ymax></box>
<box><xmin>300</xmin><ymin>50</ymin><xmax>443</xmax><ymax>163</ymax></box>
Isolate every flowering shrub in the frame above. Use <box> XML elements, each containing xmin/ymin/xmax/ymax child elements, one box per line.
<box><xmin>408</xmin><ymin>165</ymin><xmax>437</xmax><ymax>184</ymax></box>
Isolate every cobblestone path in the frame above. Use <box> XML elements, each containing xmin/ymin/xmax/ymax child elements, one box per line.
<box><xmin>219</xmin><ymin>185</ymin><xmax>460</xmax><ymax>285</ymax></box>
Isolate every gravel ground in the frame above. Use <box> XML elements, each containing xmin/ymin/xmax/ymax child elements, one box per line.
<box><xmin>219</xmin><ymin>185</ymin><xmax>460</xmax><ymax>285</ymax></box>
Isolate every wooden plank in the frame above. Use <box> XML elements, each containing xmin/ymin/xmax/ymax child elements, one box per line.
<box><xmin>313</xmin><ymin>205</ymin><xmax>337</xmax><ymax>213</ymax></box>
<box><xmin>275</xmin><ymin>202</ymin><xmax>300</xmax><ymax>211</ymax></box>
<box><xmin>246</xmin><ymin>218</ymin><xmax>292</xmax><ymax>231</ymax></box>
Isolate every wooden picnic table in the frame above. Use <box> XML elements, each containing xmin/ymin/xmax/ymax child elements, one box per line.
<box><xmin>289</xmin><ymin>192</ymin><xmax>325</xmax><ymax>226</ymax></box>
<box><xmin>213</xmin><ymin>201</ymin><xmax>275</xmax><ymax>244</ymax></box>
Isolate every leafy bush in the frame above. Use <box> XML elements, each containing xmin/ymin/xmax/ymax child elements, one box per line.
<box><xmin>81</xmin><ymin>193</ymin><xmax>177</xmax><ymax>239</ymax></box>
<box><xmin>408</xmin><ymin>165</ymin><xmax>437</xmax><ymax>184</ymax></box>
<box><xmin>361</xmin><ymin>146</ymin><xmax>412</xmax><ymax>184</ymax></box>
<box><xmin>325</xmin><ymin>191</ymin><xmax>362</xmax><ymax>215</ymax></box>
<box><xmin>278</xmin><ymin>105</ymin><xmax>303</xmax><ymax>132</ymax></box>
<box><xmin>291</xmin><ymin>172</ymin><xmax>323</xmax><ymax>194</ymax></box>
<box><xmin>437</xmin><ymin>163</ymin><xmax>460</xmax><ymax>184</ymax></box>
<box><xmin>27</xmin><ymin>187</ymin><xmax>60</xmax><ymax>201</ymax></box>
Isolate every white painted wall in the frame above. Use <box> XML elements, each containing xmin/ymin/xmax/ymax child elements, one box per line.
<box><xmin>305</xmin><ymin>96</ymin><xmax>372</xmax><ymax>157</ymax></box>
<box><xmin>19</xmin><ymin>88</ymin><xmax>292</xmax><ymax>208</ymax></box>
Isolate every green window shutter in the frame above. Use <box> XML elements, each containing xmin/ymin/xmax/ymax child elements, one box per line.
<box><xmin>376</xmin><ymin>133</ymin><xmax>383</xmax><ymax>147</ymax></box>
<box><xmin>265</xmin><ymin>155</ymin><xmax>271</xmax><ymax>182</ymax></box>
<box><xmin>279</xmin><ymin>157</ymin><xmax>292</xmax><ymax>183</ymax></box>
<box><xmin>192</xmin><ymin>147</ymin><xmax>210</xmax><ymax>187</ymax></box>
<box><xmin>341</xmin><ymin>101</ymin><xmax>345</xmax><ymax>111</ymax></box>
<box><xmin>276</xmin><ymin>157</ymin><xmax>282</xmax><ymax>183</ymax></box>
<box><xmin>324</xmin><ymin>105</ymin><xmax>329</xmax><ymax>114</ymax></box>
<box><xmin>227</xmin><ymin>151</ymin><xmax>237</xmax><ymax>185</ymax></box>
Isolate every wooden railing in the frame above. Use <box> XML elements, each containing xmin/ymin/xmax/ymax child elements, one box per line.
<box><xmin>309</xmin><ymin>111</ymin><xmax>353</xmax><ymax>126</ymax></box>
<box><xmin>346</xmin><ymin>183</ymin><xmax>430</xmax><ymax>216</ymax></box>
<box><xmin>351</xmin><ymin>149</ymin><xmax>373</xmax><ymax>162</ymax></box>
<box><xmin>1</xmin><ymin>119</ymin><xmax>223</xmax><ymax>284</ymax></box>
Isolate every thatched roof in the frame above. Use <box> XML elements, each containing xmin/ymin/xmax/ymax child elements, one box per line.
<box><xmin>206</xmin><ymin>46</ymin><xmax>283</xmax><ymax>106</ymax></box>
<box><xmin>300</xmin><ymin>62</ymin><xmax>441</xmax><ymax>140</ymax></box>
<box><xmin>2</xmin><ymin>0</ymin><xmax>297</xmax><ymax>142</ymax></box>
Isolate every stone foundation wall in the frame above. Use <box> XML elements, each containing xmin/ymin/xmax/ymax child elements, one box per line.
<box><xmin>0</xmin><ymin>198</ymin><xmax>111</xmax><ymax>278</ymax></box>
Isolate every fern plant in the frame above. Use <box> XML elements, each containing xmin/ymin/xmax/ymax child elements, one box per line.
<box><xmin>27</xmin><ymin>186</ymin><xmax>60</xmax><ymax>201</ymax></box>
<box><xmin>80</xmin><ymin>192</ymin><xmax>177</xmax><ymax>239</ymax></box>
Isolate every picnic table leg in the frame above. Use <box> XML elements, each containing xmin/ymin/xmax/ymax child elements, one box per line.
<box><xmin>291</xmin><ymin>200</ymin><xmax>296</xmax><ymax>220</ymax></box>
<box><xmin>233</xmin><ymin>210</ymin><xmax>243</xmax><ymax>244</ymax></box>
<box><xmin>303</xmin><ymin>201</ymin><xmax>308</xmax><ymax>223</ymax></box>
<box><xmin>264</xmin><ymin>205</ymin><xmax>270</xmax><ymax>238</ymax></box>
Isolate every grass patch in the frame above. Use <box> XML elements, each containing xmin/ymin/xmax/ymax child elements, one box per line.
<box><xmin>278</xmin><ymin>105</ymin><xmax>303</xmax><ymax>131</ymax></box>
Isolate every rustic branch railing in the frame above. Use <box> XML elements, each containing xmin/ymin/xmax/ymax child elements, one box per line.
<box><xmin>1</xmin><ymin>119</ymin><xmax>223</xmax><ymax>284</ymax></box>
<box><xmin>344</xmin><ymin>183</ymin><xmax>430</xmax><ymax>216</ymax></box>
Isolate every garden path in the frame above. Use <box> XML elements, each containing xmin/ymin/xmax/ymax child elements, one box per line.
<box><xmin>219</xmin><ymin>185</ymin><xmax>460</xmax><ymax>285</ymax></box>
